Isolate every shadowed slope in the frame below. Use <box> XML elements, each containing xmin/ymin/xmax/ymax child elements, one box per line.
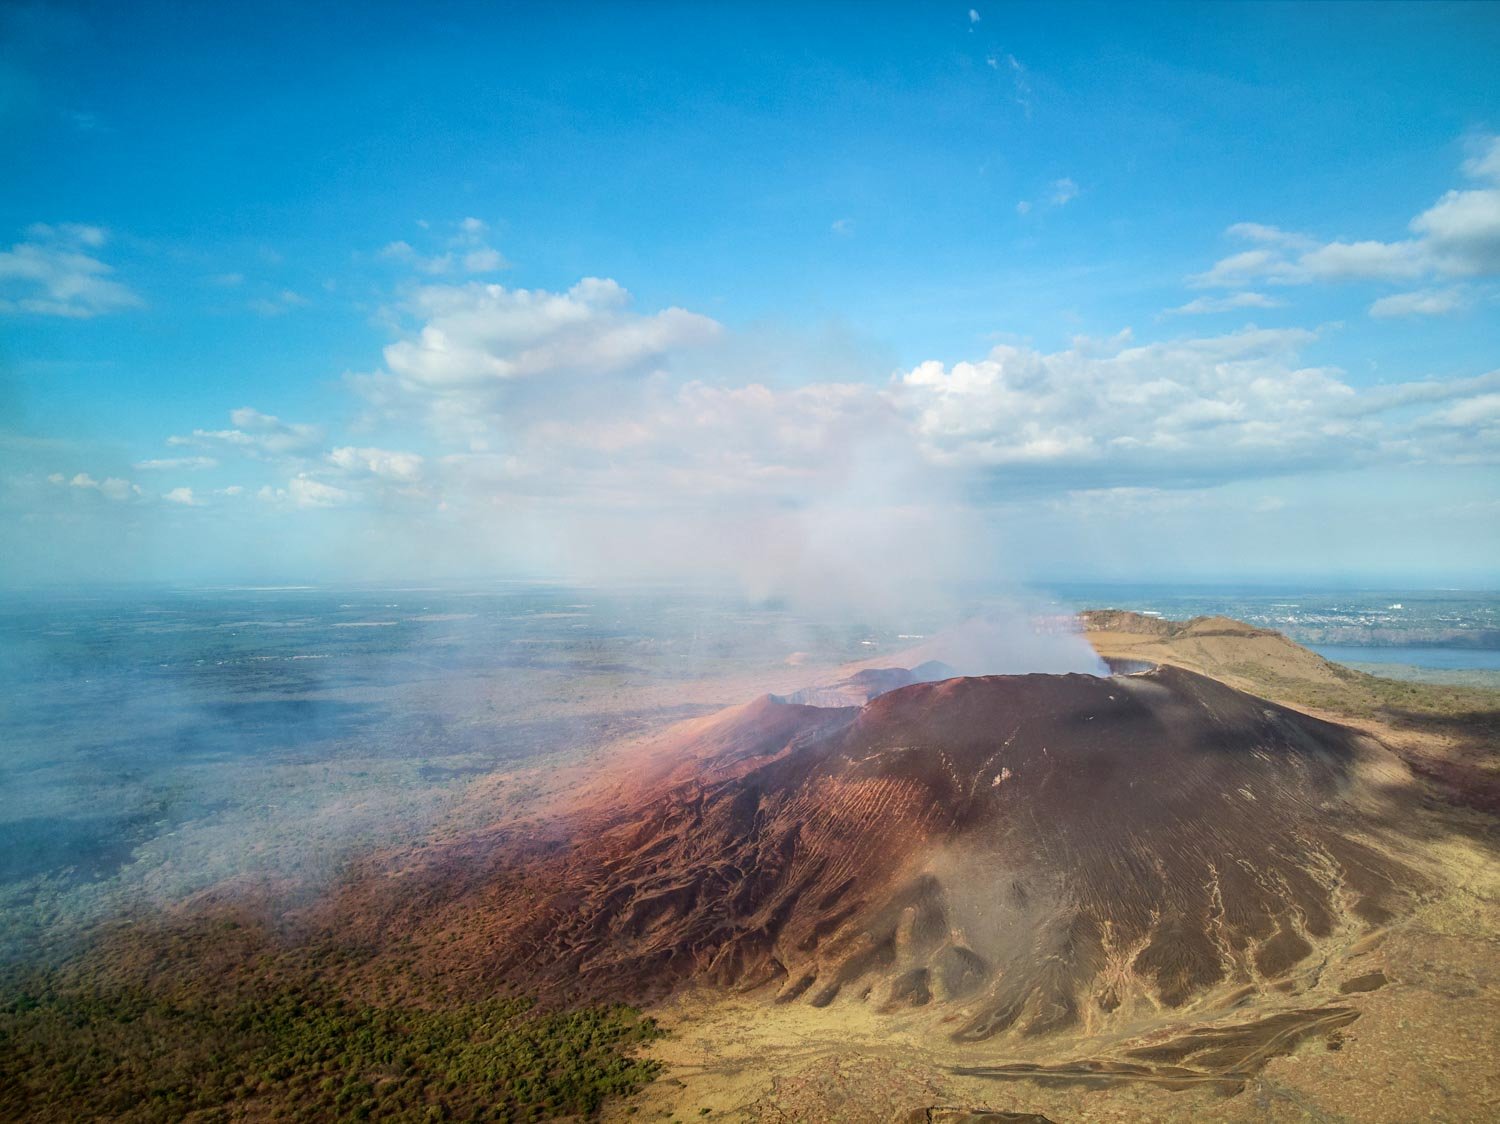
<box><xmin>1084</xmin><ymin>609</ymin><xmax>1500</xmax><ymax>812</ymax></box>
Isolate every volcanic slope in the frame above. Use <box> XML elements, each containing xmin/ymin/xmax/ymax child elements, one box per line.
<box><xmin>371</xmin><ymin>663</ymin><xmax>1427</xmax><ymax>1047</ymax></box>
<box><xmin>1084</xmin><ymin>609</ymin><xmax>1500</xmax><ymax>812</ymax></box>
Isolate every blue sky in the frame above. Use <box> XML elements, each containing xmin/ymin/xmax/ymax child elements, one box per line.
<box><xmin>2</xmin><ymin>1</ymin><xmax>1498</xmax><ymax>590</ymax></box>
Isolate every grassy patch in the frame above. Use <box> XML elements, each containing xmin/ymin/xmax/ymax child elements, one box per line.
<box><xmin>1224</xmin><ymin>659</ymin><xmax>1500</xmax><ymax>733</ymax></box>
<box><xmin>1</xmin><ymin>957</ymin><xmax>663</xmax><ymax>1122</ymax></box>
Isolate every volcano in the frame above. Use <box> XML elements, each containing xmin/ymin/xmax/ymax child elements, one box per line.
<box><xmin>376</xmin><ymin>660</ymin><xmax>1425</xmax><ymax>1049</ymax></box>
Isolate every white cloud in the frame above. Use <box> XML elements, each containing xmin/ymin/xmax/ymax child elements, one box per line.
<box><xmin>168</xmin><ymin>408</ymin><xmax>323</xmax><ymax>459</ymax></box>
<box><xmin>1191</xmin><ymin>248</ymin><xmax>1279</xmax><ymax>287</ymax></box>
<box><xmin>247</xmin><ymin>289</ymin><xmax>308</xmax><ymax>316</ymax></box>
<box><xmin>1409</xmin><ymin>188</ymin><xmax>1500</xmax><ymax>275</ymax></box>
<box><xmin>1050</xmin><ymin>177</ymin><xmax>1079</xmax><ymax>206</ymax></box>
<box><xmin>968</xmin><ymin>8</ymin><xmax>981</xmax><ymax>23</ymax></box>
<box><xmin>1223</xmin><ymin>223</ymin><xmax>1315</xmax><ymax>248</ymax></box>
<box><xmin>1462</xmin><ymin>133</ymin><xmax>1500</xmax><ymax>184</ymax></box>
<box><xmin>0</xmin><ymin>223</ymin><xmax>142</xmax><ymax>318</ymax></box>
<box><xmin>379</xmin><ymin>217</ymin><xmax>508</xmax><ymax>276</ymax></box>
<box><xmin>288</xmin><ymin>476</ymin><xmax>352</xmax><ymax>508</ymax></box>
<box><xmin>1430</xmin><ymin>392</ymin><xmax>1500</xmax><ymax>429</ymax></box>
<box><xmin>327</xmin><ymin>446</ymin><xmax>424</xmax><ymax>481</ymax></box>
<box><xmin>60</xmin><ymin>472</ymin><xmax>141</xmax><ymax>500</ymax></box>
<box><xmin>376</xmin><ymin>277</ymin><xmax>721</xmax><ymax>400</ymax></box>
<box><xmin>258</xmin><ymin>475</ymin><xmax>355</xmax><ymax>509</ymax></box>
<box><xmin>894</xmin><ymin>327</ymin><xmax>1500</xmax><ymax>482</ymax></box>
<box><xmin>163</xmin><ymin>486</ymin><xmax>202</xmax><ymax>506</ymax></box>
<box><xmin>1015</xmin><ymin>200</ymin><xmax>1031</xmax><ymax>215</ymax></box>
<box><xmin>1368</xmin><ymin>288</ymin><xmax>1467</xmax><ymax>318</ymax></box>
<box><xmin>1002</xmin><ymin>54</ymin><xmax>1032</xmax><ymax>116</ymax></box>
<box><xmin>341</xmin><ymin>264</ymin><xmax>1500</xmax><ymax>525</ymax></box>
<box><xmin>462</xmin><ymin>247</ymin><xmax>505</xmax><ymax>272</ymax></box>
<box><xmin>134</xmin><ymin>455</ymin><xmax>219</xmax><ymax>471</ymax></box>
<box><xmin>1165</xmin><ymin>291</ymin><xmax>1285</xmax><ymax>316</ymax></box>
<box><xmin>1193</xmin><ymin>238</ymin><xmax>1429</xmax><ymax>286</ymax></box>
<box><xmin>25</xmin><ymin>222</ymin><xmax>105</xmax><ymax>247</ymax></box>
<box><xmin>1195</xmin><ymin>136</ymin><xmax>1500</xmax><ymax>288</ymax></box>
<box><xmin>1295</xmin><ymin>239</ymin><xmax>1429</xmax><ymax>281</ymax></box>
<box><xmin>831</xmin><ymin>218</ymin><xmax>854</xmax><ymax>236</ymax></box>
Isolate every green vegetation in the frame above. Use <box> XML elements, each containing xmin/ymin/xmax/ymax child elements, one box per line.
<box><xmin>0</xmin><ymin>963</ymin><xmax>664</xmax><ymax>1122</ymax></box>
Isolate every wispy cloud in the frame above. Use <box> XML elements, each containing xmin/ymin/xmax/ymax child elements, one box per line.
<box><xmin>0</xmin><ymin>223</ymin><xmax>143</xmax><ymax>318</ymax></box>
<box><xmin>379</xmin><ymin>217</ymin><xmax>509</xmax><ymax>276</ymax></box>
<box><xmin>134</xmin><ymin>456</ymin><xmax>219</xmax><ymax>471</ymax></box>
<box><xmin>47</xmin><ymin>472</ymin><xmax>142</xmax><ymax>501</ymax></box>
<box><xmin>1165</xmin><ymin>291</ymin><xmax>1285</xmax><ymax>316</ymax></box>
<box><xmin>1194</xmin><ymin>136</ymin><xmax>1500</xmax><ymax>288</ymax></box>
<box><xmin>168</xmin><ymin>408</ymin><xmax>324</xmax><ymax>460</ymax></box>
<box><xmin>1369</xmin><ymin>287</ymin><xmax>1468</xmax><ymax>318</ymax></box>
<box><xmin>1007</xmin><ymin>54</ymin><xmax>1032</xmax><ymax>116</ymax></box>
<box><xmin>247</xmin><ymin>289</ymin><xmax>308</xmax><ymax>316</ymax></box>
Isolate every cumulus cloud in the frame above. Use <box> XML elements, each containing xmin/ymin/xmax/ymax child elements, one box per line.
<box><xmin>1462</xmin><ymin>133</ymin><xmax>1500</xmax><ymax>183</ymax></box>
<box><xmin>168</xmin><ymin>408</ymin><xmax>323</xmax><ymax>459</ymax></box>
<box><xmin>893</xmin><ymin>327</ymin><xmax>1500</xmax><ymax>485</ymax></box>
<box><xmin>336</xmin><ymin>273</ymin><xmax>1500</xmax><ymax>533</ymax></box>
<box><xmin>163</xmin><ymin>486</ymin><xmax>202</xmax><ymax>506</ymax></box>
<box><xmin>52</xmin><ymin>472</ymin><xmax>141</xmax><ymax>500</ymax></box>
<box><xmin>1194</xmin><ymin>136</ymin><xmax>1500</xmax><ymax>287</ymax></box>
<box><xmin>1409</xmin><ymin>188</ymin><xmax>1500</xmax><ymax>275</ymax></box>
<box><xmin>258</xmin><ymin>475</ymin><xmax>354</xmax><ymax>509</ymax></box>
<box><xmin>359</xmin><ymin>277</ymin><xmax>723</xmax><ymax>450</ymax></box>
<box><xmin>327</xmin><ymin>446</ymin><xmax>424</xmax><ymax>482</ymax></box>
<box><xmin>382</xmin><ymin>278</ymin><xmax>721</xmax><ymax>390</ymax></box>
<box><xmin>0</xmin><ymin>222</ymin><xmax>142</xmax><ymax>317</ymax></box>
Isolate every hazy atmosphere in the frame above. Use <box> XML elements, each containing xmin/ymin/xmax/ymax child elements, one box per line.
<box><xmin>3</xmin><ymin>5</ymin><xmax>1498</xmax><ymax>1124</ymax></box>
